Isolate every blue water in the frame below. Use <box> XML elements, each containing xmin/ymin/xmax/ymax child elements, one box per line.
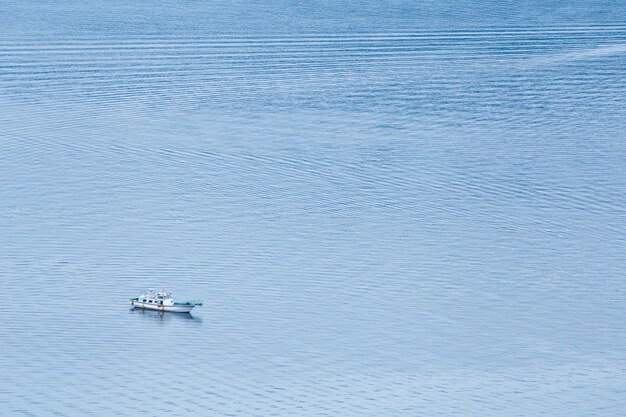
<box><xmin>1</xmin><ymin>2</ymin><xmax>626</xmax><ymax>416</ymax></box>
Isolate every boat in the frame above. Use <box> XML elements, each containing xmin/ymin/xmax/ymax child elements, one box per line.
<box><xmin>130</xmin><ymin>289</ymin><xmax>202</xmax><ymax>313</ymax></box>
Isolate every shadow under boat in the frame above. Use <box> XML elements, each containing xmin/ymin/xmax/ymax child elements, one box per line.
<box><xmin>129</xmin><ymin>307</ymin><xmax>202</xmax><ymax>323</ymax></box>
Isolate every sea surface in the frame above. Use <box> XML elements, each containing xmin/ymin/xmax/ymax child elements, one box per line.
<box><xmin>1</xmin><ymin>1</ymin><xmax>626</xmax><ymax>416</ymax></box>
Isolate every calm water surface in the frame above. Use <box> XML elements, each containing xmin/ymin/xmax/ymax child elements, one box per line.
<box><xmin>1</xmin><ymin>1</ymin><xmax>626</xmax><ymax>416</ymax></box>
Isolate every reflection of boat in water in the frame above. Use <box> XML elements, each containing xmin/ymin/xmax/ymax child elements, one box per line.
<box><xmin>130</xmin><ymin>289</ymin><xmax>202</xmax><ymax>313</ymax></box>
<box><xmin>130</xmin><ymin>307</ymin><xmax>201</xmax><ymax>322</ymax></box>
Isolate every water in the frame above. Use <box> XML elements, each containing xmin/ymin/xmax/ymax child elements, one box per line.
<box><xmin>1</xmin><ymin>1</ymin><xmax>626</xmax><ymax>416</ymax></box>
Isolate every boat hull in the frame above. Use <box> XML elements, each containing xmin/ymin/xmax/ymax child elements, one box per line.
<box><xmin>130</xmin><ymin>300</ymin><xmax>195</xmax><ymax>313</ymax></box>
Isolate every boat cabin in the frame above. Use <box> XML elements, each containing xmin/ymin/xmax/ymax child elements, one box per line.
<box><xmin>138</xmin><ymin>289</ymin><xmax>175</xmax><ymax>306</ymax></box>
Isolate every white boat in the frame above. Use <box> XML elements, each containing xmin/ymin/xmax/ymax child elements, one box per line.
<box><xmin>130</xmin><ymin>289</ymin><xmax>202</xmax><ymax>313</ymax></box>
